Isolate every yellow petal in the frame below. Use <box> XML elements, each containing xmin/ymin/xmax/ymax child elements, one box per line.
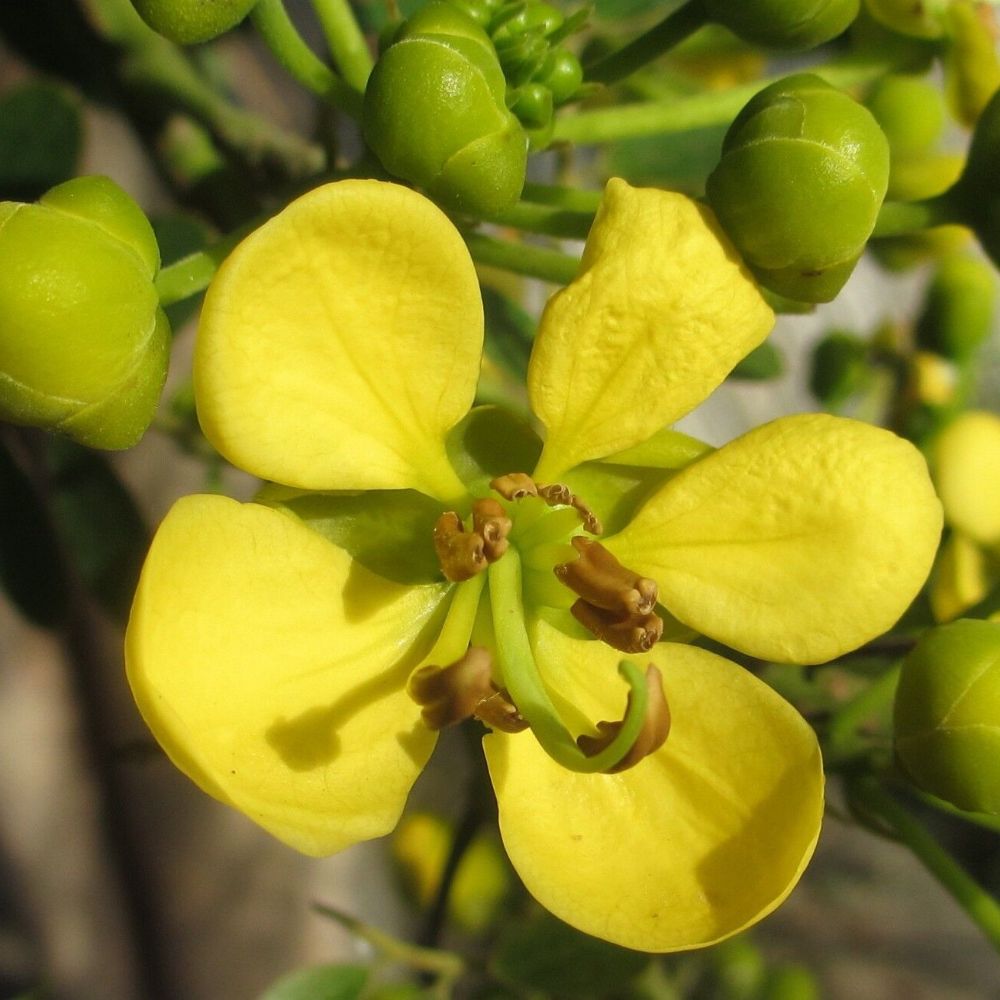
<box><xmin>484</xmin><ymin>622</ymin><xmax>822</xmax><ymax>952</ymax></box>
<box><xmin>528</xmin><ymin>179</ymin><xmax>773</xmax><ymax>481</ymax></box>
<box><xmin>126</xmin><ymin>494</ymin><xmax>447</xmax><ymax>855</ymax></box>
<box><xmin>607</xmin><ymin>414</ymin><xmax>943</xmax><ymax>664</ymax></box>
<box><xmin>932</xmin><ymin>411</ymin><xmax>1000</xmax><ymax>545</ymax></box>
<box><xmin>930</xmin><ymin>532</ymin><xmax>995</xmax><ymax>623</ymax></box>
<box><xmin>195</xmin><ymin>180</ymin><xmax>480</xmax><ymax>500</ymax></box>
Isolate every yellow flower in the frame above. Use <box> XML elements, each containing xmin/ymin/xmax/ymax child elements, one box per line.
<box><xmin>126</xmin><ymin>178</ymin><xmax>942</xmax><ymax>951</ymax></box>
<box><xmin>929</xmin><ymin>410</ymin><xmax>1000</xmax><ymax>621</ymax></box>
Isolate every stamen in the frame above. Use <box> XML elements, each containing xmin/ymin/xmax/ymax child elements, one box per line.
<box><xmin>571</xmin><ymin>599</ymin><xmax>663</xmax><ymax>653</ymax></box>
<box><xmin>577</xmin><ymin>665</ymin><xmax>670</xmax><ymax>773</ymax></box>
<box><xmin>433</xmin><ymin>511</ymin><xmax>486</xmax><ymax>582</ymax></box>
<box><xmin>472</xmin><ymin>498</ymin><xmax>512</xmax><ymax>562</ymax></box>
<box><xmin>555</xmin><ymin>537</ymin><xmax>658</xmax><ymax>616</ymax></box>
<box><xmin>490</xmin><ymin>472</ymin><xmax>538</xmax><ymax>500</ymax></box>
<box><xmin>475</xmin><ymin>689</ymin><xmax>530</xmax><ymax>734</ymax></box>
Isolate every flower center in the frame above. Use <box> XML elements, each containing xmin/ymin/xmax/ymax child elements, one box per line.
<box><xmin>412</xmin><ymin>472</ymin><xmax>672</xmax><ymax>774</ymax></box>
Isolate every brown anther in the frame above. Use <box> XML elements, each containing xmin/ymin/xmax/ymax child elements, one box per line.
<box><xmin>537</xmin><ymin>483</ymin><xmax>603</xmax><ymax>535</ymax></box>
<box><xmin>555</xmin><ymin>536</ymin><xmax>658</xmax><ymax>616</ymax></box>
<box><xmin>472</xmin><ymin>498</ymin><xmax>512</xmax><ymax>562</ymax></box>
<box><xmin>474</xmin><ymin>689</ymin><xmax>529</xmax><ymax>733</ymax></box>
<box><xmin>570</xmin><ymin>600</ymin><xmax>664</xmax><ymax>653</ymax></box>
<box><xmin>433</xmin><ymin>511</ymin><xmax>486</xmax><ymax>582</ymax></box>
<box><xmin>409</xmin><ymin>648</ymin><xmax>528</xmax><ymax>733</ymax></box>
<box><xmin>577</xmin><ymin>665</ymin><xmax>671</xmax><ymax>773</ymax></box>
<box><xmin>490</xmin><ymin>472</ymin><xmax>538</xmax><ymax>500</ymax></box>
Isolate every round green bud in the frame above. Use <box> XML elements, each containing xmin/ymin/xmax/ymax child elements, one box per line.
<box><xmin>538</xmin><ymin>49</ymin><xmax>583</xmax><ymax>105</ymax></box>
<box><xmin>895</xmin><ymin>619</ymin><xmax>1000</xmax><ymax>814</ymax></box>
<box><xmin>916</xmin><ymin>255</ymin><xmax>996</xmax><ymax>360</ymax></box>
<box><xmin>944</xmin><ymin>0</ymin><xmax>1000</xmax><ymax>128</ymax></box>
<box><xmin>491</xmin><ymin>2</ymin><xmax>564</xmax><ymax>43</ymax></box>
<box><xmin>0</xmin><ymin>176</ymin><xmax>170</xmax><ymax>450</ymax></box>
<box><xmin>363</xmin><ymin>1</ymin><xmax>528</xmax><ymax>215</ymax></box>
<box><xmin>130</xmin><ymin>0</ymin><xmax>258</xmax><ymax>44</ymax></box>
<box><xmin>703</xmin><ymin>0</ymin><xmax>859</xmax><ymax>50</ymax></box>
<box><xmin>864</xmin><ymin>0</ymin><xmax>948</xmax><ymax>38</ymax></box>
<box><xmin>810</xmin><ymin>330</ymin><xmax>870</xmax><ymax>406</ymax></box>
<box><xmin>510</xmin><ymin>82</ymin><xmax>553</xmax><ymax>129</ymax></box>
<box><xmin>706</xmin><ymin>74</ymin><xmax>890</xmax><ymax>302</ymax></box>
<box><xmin>866</xmin><ymin>74</ymin><xmax>944</xmax><ymax>158</ymax></box>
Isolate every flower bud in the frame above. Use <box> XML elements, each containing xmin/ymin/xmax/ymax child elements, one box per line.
<box><xmin>895</xmin><ymin>619</ymin><xmax>1000</xmax><ymax>813</ymax></box>
<box><xmin>363</xmin><ymin>1</ymin><xmax>528</xmax><ymax>215</ymax></box>
<box><xmin>810</xmin><ymin>330</ymin><xmax>870</xmax><ymax>406</ymax></box>
<box><xmin>863</xmin><ymin>0</ymin><xmax>948</xmax><ymax>38</ymax></box>
<box><xmin>704</xmin><ymin>0</ymin><xmax>859</xmax><ymax>50</ymax></box>
<box><xmin>944</xmin><ymin>0</ymin><xmax>1000</xmax><ymax>128</ymax></box>
<box><xmin>866</xmin><ymin>74</ymin><xmax>943</xmax><ymax>158</ymax></box>
<box><xmin>932</xmin><ymin>411</ymin><xmax>1000</xmax><ymax>546</ymax></box>
<box><xmin>916</xmin><ymin>255</ymin><xmax>996</xmax><ymax>360</ymax></box>
<box><xmin>130</xmin><ymin>0</ymin><xmax>259</xmax><ymax>44</ymax></box>
<box><xmin>706</xmin><ymin>74</ymin><xmax>890</xmax><ymax>302</ymax></box>
<box><xmin>0</xmin><ymin>176</ymin><xmax>169</xmax><ymax>449</ymax></box>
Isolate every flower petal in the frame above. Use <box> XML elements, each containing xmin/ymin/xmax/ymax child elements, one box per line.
<box><xmin>483</xmin><ymin>622</ymin><xmax>823</xmax><ymax>952</ymax></box>
<box><xmin>528</xmin><ymin>179</ymin><xmax>773</xmax><ymax>480</ymax></box>
<box><xmin>932</xmin><ymin>411</ymin><xmax>1000</xmax><ymax>545</ymax></box>
<box><xmin>126</xmin><ymin>494</ymin><xmax>447</xmax><ymax>855</ymax></box>
<box><xmin>607</xmin><ymin>414</ymin><xmax>943</xmax><ymax>663</ymax></box>
<box><xmin>195</xmin><ymin>180</ymin><xmax>481</xmax><ymax>500</ymax></box>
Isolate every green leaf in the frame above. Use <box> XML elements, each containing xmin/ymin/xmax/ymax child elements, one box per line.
<box><xmin>258</xmin><ymin>486</ymin><xmax>445</xmax><ymax>585</ymax></box>
<box><xmin>482</xmin><ymin>286</ymin><xmax>535</xmax><ymax>382</ymax></box>
<box><xmin>45</xmin><ymin>439</ymin><xmax>149</xmax><ymax>623</ymax></box>
<box><xmin>730</xmin><ymin>340</ymin><xmax>785</xmax><ymax>380</ymax></box>
<box><xmin>0</xmin><ymin>437</ymin><xmax>68</xmax><ymax>627</ymax></box>
<box><xmin>259</xmin><ymin>963</ymin><xmax>369</xmax><ymax>1000</ymax></box>
<box><xmin>0</xmin><ymin>82</ymin><xmax>82</xmax><ymax>201</ymax></box>
<box><xmin>492</xmin><ymin>911</ymin><xmax>649</xmax><ymax>998</ymax></box>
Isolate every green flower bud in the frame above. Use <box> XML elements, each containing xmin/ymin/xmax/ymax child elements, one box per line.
<box><xmin>0</xmin><ymin>176</ymin><xmax>170</xmax><ymax>450</ymax></box>
<box><xmin>866</xmin><ymin>74</ymin><xmax>944</xmax><ymax>158</ymax></box>
<box><xmin>706</xmin><ymin>74</ymin><xmax>890</xmax><ymax>302</ymax></box>
<box><xmin>510</xmin><ymin>82</ymin><xmax>553</xmax><ymax>129</ymax></box>
<box><xmin>363</xmin><ymin>1</ymin><xmax>528</xmax><ymax>215</ymax></box>
<box><xmin>863</xmin><ymin>0</ymin><xmax>948</xmax><ymax>38</ymax></box>
<box><xmin>895</xmin><ymin>619</ymin><xmax>1000</xmax><ymax>814</ymax></box>
<box><xmin>130</xmin><ymin>0</ymin><xmax>258</xmax><ymax>44</ymax></box>
<box><xmin>916</xmin><ymin>255</ymin><xmax>996</xmax><ymax>360</ymax></box>
<box><xmin>704</xmin><ymin>0</ymin><xmax>859</xmax><ymax>50</ymax></box>
<box><xmin>538</xmin><ymin>49</ymin><xmax>583</xmax><ymax>105</ymax></box>
<box><xmin>491</xmin><ymin>2</ymin><xmax>564</xmax><ymax>43</ymax></box>
<box><xmin>810</xmin><ymin>330</ymin><xmax>870</xmax><ymax>406</ymax></box>
<box><xmin>944</xmin><ymin>0</ymin><xmax>1000</xmax><ymax>128</ymax></box>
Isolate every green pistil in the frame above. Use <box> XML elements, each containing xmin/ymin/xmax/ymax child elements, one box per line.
<box><xmin>488</xmin><ymin>549</ymin><xmax>649</xmax><ymax>773</ymax></box>
<box><xmin>424</xmin><ymin>574</ymin><xmax>486</xmax><ymax>666</ymax></box>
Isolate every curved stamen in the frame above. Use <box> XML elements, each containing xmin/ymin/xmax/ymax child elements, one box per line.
<box><xmin>488</xmin><ymin>550</ymin><xmax>665</xmax><ymax>773</ymax></box>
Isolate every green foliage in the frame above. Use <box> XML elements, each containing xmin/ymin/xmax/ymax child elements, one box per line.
<box><xmin>491</xmin><ymin>911</ymin><xmax>649</xmax><ymax>997</ymax></box>
<box><xmin>0</xmin><ymin>83</ymin><xmax>82</xmax><ymax>202</ymax></box>
<box><xmin>259</xmin><ymin>963</ymin><xmax>369</xmax><ymax>1000</ymax></box>
<box><xmin>706</xmin><ymin>73</ymin><xmax>890</xmax><ymax>302</ymax></box>
<box><xmin>131</xmin><ymin>0</ymin><xmax>259</xmax><ymax>44</ymax></box>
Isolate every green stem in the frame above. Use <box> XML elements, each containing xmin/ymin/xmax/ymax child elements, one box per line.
<box><xmin>155</xmin><ymin>223</ymin><xmax>257</xmax><ymax>306</ymax></box>
<box><xmin>522</xmin><ymin>183</ymin><xmax>603</xmax><ymax>212</ymax></box>
<box><xmin>312</xmin><ymin>902</ymin><xmax>464</xmax><ymax>991</ymax></box>
<box><xmin>848</xmin><ymin>777</ymin><xmax>1000</xmax><ymax>954</ymax></box>
<box><xmin>826</xmin><ymin>663</ymin><xmax>901</xmax><ymax>758</ymax></box>
<box><xmin>250</xmin><ymin>0</ymin><xmax>364</xmax><ymax>118</ymax></box>
<box><xmin>465</xmin><ymin>233</ymin><xmax>580</xmax><ymax>284</ymax></box>
<box><xmin>872</xmin><ymin>192</ymin><xmax>962</xmax><ymax>238</ymax></box>
<box><xmin>488</xmin><ymin>551</ymin><xmax>648</xmax><ymax>772</ymax></box>
<box><xmin>484</xmin><ymin>200</ymin><xmax>596</xmax><ymax>239</ymax></box>
<box><xmin>585</xmin><ymin>0</ymin><xmax>711</xmax><ymax>85</ymax></box>
<box><xmin>311</xmin><ymin>0</ymin><xmax>374</xmax><ymax>91</ymax></box>
<box><xmin>553</xmin><ymin>57</ymin><xmax>897</xmax><ymax>144</ymax></box>
<box><xmin>910</xmin><ymin>785</ymin><xmax>1000</xmax><ymax>835</ymax></box>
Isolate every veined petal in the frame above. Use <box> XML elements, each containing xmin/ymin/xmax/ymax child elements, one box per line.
<box><xmin>484</xmin><ymin>622</ymin><xmax>823</xmax><ymax>952</ymax></box>
<box><xmin>528</xmin><ymin>179</ymin><xmax>773</xmax><ymax>481</ymax></box>
<box><xmin>607</xmin><ymin>414</ymin><xmax>943</xmax><ymax>664</ymax></box>
<box><xmin>126</xmin><ymin>494</ymin><xmax>447</xmax><ymax>855</ymax></box>
<box><xmin>932</xmin><ymin>411</ymin><xmax>1000</xmax><ymax>545</ymax></box>
<box><xmin>195</xmin><ymin>180</ymin><xmax>481</xmax><ymax>500</ymax></box>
